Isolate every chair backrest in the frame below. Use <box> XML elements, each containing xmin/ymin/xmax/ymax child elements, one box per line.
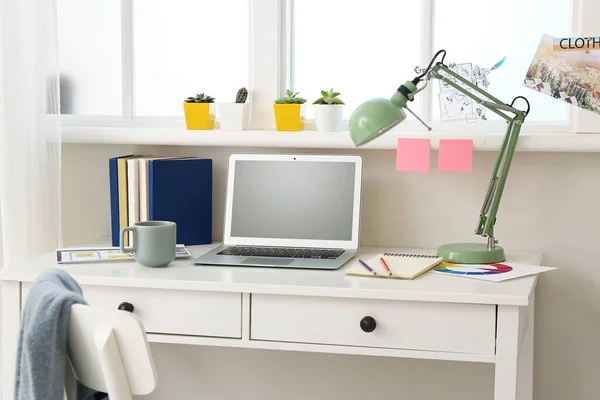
<box><xmin>66</xmin><ymin>304</ymin><xmax>157</xmax><ymax>400</ymax></box>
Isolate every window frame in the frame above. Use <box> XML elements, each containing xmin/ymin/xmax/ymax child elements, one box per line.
<box><xmin>61</xmin><ymin>0</ymin><xmax>583</xmax><ymax>135</ymax></box>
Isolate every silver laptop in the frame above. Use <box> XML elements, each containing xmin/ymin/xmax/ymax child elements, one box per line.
<box><xmin>193</xmin><ymin>154</ymin><xmax>363</xmax><ymax>269</ymax></box>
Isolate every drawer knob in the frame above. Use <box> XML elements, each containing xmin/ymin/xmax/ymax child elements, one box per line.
<box><xmin>360</xmin><ymin>316</ymin><xmax>376</xmax><ymax>333</ymax></box>
<box><xmin>118</xmin><ymin>302</ymin><xmax>134</xmax><ymax>313</ymax></box>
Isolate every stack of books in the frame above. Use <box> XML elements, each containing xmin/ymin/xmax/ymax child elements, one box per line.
<box><xmin>109</xmin><ymin>155</ymin><xmax>212</xmax><ymax>247</ymax></box>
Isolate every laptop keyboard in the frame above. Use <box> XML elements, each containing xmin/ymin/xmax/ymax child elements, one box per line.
<box><xmin>217</xmin><ymin>246</ymin><xmax>345</xmax><ymax>259</ymax></box>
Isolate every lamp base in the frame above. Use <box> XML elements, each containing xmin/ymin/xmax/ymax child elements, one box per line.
<box><xmin>436</xmin><ymin>243</ymin><xmax>506</xmax><ymax>264</ymax></box>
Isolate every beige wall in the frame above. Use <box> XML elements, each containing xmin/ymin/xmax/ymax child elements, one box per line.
<box><xmin>62</xmin><ymin>143</ymin><xmax>600</xmax><ymax>400</ymax></box>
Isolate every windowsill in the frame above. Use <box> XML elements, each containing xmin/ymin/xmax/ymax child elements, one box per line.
<box><xmin>61</xmin><ymin>126</ymin><xmax>600</xmax><ymax>152</ymax></box>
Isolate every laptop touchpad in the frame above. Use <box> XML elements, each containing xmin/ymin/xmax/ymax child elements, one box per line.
<box><xmin>243</xmin><ymin>257</ymin><xmax>293</xmax><ymax>266</ymax></box>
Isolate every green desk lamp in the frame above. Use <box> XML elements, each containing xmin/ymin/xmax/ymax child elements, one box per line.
<box><xmin>349</xmin><ymin>50</ymin><xmax>530</xmax><ymax>264</ymax></box>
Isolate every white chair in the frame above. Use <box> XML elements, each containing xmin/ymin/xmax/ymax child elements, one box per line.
<box><xmin>65</xmin><ymin>304</ymin><xmax>157</xmax><ymax>400</ymax></box>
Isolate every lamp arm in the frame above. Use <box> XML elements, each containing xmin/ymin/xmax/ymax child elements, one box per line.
<box><xmin>430</xmin><ymin>64</ymin><xmax>515</xmax><ymax>122</ymax></box>
<box><xmin>476</xmin><ymin>121</ymin><xmax>522</xmax><ymax>240</ymax></box>
<box><xmin>425</xmin><ymin>62</ymin><xmax>528</xmax><ymax>243</ymax></box>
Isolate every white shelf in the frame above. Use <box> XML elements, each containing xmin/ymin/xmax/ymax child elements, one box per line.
<box><xmin>61</xmin><ymin>127</ymin><xmax>600</xmax><ymax>152</ymax></box>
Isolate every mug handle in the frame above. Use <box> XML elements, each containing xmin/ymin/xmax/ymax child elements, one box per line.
<box><xmin>120</xmin><ymin>227</ymin><xmax>137</xmax><ymax>254</ymax></box>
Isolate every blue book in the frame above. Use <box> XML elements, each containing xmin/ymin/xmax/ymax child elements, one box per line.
<box><xmin>108</xmin><ymin>155</ymin><xmax>133</xmax><ymax>246</ymax></box>
<box><xmin>148</xmin><ymin>158</ymin><xmax>212</xmax><ymax>245</ymax></box>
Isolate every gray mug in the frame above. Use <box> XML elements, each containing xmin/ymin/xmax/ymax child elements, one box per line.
<box><xmin>120</xmin><ymin>221</ymin><xmax>177</xmax><ymax>267</ymax></box>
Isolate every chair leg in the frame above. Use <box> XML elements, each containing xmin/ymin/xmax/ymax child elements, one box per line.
<box><xmin>95</xmin><ymin>325</ymin><xmax>133</xmax><ymax>400</ymax></box>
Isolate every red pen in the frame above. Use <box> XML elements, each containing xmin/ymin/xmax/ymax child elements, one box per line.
<box><xmin>380</xmin><ymin>257</ymin><xmax>392</xmax><ymax>276</ymax></box>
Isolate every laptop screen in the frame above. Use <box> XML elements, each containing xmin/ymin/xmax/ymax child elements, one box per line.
<box><xmin>230</xmin><ymin>159</ymin><xmax>357</xmax><ymax>242</ymax></box>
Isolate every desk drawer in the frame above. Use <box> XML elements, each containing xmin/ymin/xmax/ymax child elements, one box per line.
<box><xmin>23</xmin><ymin>284</ymin><xmax>242</xmax><ymax>338</ymax></box>
<box><xmin>251</xmin><ymin>295</ymin><xmax>496</xmax><ymax>354</ymax></box>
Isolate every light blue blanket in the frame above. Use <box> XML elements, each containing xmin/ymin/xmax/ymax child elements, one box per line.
<box><xmin>14</xmin><ymin>268</ymin><xmax>106</xmax><ymax>400</ymax></box>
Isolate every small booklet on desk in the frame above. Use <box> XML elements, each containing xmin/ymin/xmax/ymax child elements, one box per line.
<box><xmin>56</xmin><ymin>245</ymin><xmax>192</xmax><ymax>264</ymax></box>
<box><xmin>345</xmin><ymin>253</ymin><xmax>443</xmax><ymax>280</ymax></box>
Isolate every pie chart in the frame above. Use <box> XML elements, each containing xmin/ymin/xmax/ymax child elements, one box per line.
<box><xmin>434</xmin><ymin>262</ymin><xmax>513</xmax><ymax>276</ymax></box>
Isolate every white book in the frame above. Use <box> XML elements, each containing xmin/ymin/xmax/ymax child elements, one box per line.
<box><xmin>138</xmin><ymin>158</ymin><xmax>150</xmax><ymax>222</ymax></box>
<box><xmin>127</xmin><ymin>158</ymin><xmax>140</xmax><ymax>243</ymax></box>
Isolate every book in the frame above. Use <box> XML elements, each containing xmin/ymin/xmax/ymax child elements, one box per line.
<box><xmin>148</xmin><ymin>158</ymin><xmax>212</xmax><ymax>245</ymax></box>
<box><xmin>345</xmin><ymin>253</ymin><xmax>443</xmax><ymax>280</ymax></box>
<box><xmin>138</xmin><ymin>156</ymin><xmax>181</xmax><ymax>223</ymax></box>
<box><xmin>56</xmin><ymin>244</ymin><xmax>192</xmax><ymax>264</ymax></box>
<box><xmin>117</xmin><ymin>157</ymin><xmax>129</xmax><ymax>246</ymax></box>
<box><xmin>109</xmin><ymin>155</ymin><xmax>132</xmax><ymax>246</ymax></box>
<box><xmin>110</xmin><ymin>155</ymin><xmax>147</xmax><ymax>246</ymax></box>
<box><xmin>139</xmin><ymin>158</ymin><xmax>150</xmax><ymax>222</ymax></box>
<box><xmin>127</xmin><ymin>158</ymin><xmax>140</xmax><ymax>244</ymax></box>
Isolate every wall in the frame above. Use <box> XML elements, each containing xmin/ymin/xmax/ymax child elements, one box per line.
<box><xmin>62</xmin><ymin>143</ymin><xmax>600</xmax><ymax>400</ymax></box>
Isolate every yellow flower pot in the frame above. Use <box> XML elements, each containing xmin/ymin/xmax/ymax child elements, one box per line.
<box><xmin>274</xmin><ymin>103</ymin><xmax>306</xmax><ymax>131</ymax></box>
<box><xmin>183</xmin><ymin>102</ymin><xmax>216</xmax><ymax>130</ymax></box>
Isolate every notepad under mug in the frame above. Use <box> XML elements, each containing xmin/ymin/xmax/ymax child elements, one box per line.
<box><xmin>345</xmin><ymin>253</ymin><xmax>443</xmax><ymax>280</ymax></box>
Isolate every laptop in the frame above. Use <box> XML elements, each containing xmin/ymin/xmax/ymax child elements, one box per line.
<box><xmin>193</xmin><ymin>154</ymin><xmax>363</xmax><ymax>269</ymax></box>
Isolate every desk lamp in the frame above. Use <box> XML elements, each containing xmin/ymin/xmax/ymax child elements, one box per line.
<box><xmin>349</xmin><ymin>50</ymin><xmax>530</xmax><ymax>264</ymax></box>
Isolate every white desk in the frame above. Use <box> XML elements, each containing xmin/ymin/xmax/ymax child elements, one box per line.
<box><xmin>1</xmin><ymin>244</ymin><xmax>540</xmax><ymax>400</ymax></box>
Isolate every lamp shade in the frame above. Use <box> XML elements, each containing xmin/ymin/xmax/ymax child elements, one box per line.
<box><xmin>348</xmin><ymin>86</ymin><xmax>414</xmax><ymax>146</ymax></box>
<box><xmin>349</xmin><ymin>99</ymin><xmax>405</xmax><ymax>146</ymax></box>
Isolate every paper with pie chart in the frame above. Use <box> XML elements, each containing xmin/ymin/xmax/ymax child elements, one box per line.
<box><xmin>433</xmin><ymin>262</ymin><xmax>555</xmax><ymax>282</ymax></box>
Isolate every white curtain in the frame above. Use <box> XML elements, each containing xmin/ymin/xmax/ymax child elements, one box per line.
<box><xmin>0</xmin><ymin>0</ymin><xmax>62</xmax><ymax>267</ymax></box>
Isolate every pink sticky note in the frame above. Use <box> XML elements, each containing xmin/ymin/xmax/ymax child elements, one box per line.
<box><xmin>396</xmin><ymin>138</ymin><xmax>431</xmax><ymax>172</ymax></box>
<box><xmin>438</xmin><ymin>139</ymin><xmax>473</xmax><ymax>172</ymax></box>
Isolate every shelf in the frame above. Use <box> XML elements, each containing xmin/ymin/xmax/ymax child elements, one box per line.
<box><xmin>61</xmin><ymin>127</ymin><xmax>600</xmax><ymax>152</ymax></box>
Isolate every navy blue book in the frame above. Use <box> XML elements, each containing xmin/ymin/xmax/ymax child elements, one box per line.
<box><xmin>108</xmin><ymin>155</ymin><xmax>132</xmax><ymax>246</ymax></box>
<box><xmin>148</xmin><ymin>158</ymin><xmax>212</xmax><ymax>245</ymax></box>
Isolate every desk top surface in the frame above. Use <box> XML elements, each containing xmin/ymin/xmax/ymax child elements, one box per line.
<box><xmin>0</xmin><ymin>243</ymin><xmax>541</xmax><ymax>306</ymax></box>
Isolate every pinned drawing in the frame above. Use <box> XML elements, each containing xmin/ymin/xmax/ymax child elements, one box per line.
<box><xmin>439</xmin><ymin>62</ymin><xmax>474</xmax><ymax>92</ymax></box>
<box><xmin>437</xmin><ymin>62</ymin><xmax>493</xmax><ymax>122</ymax></box>
<box><xmin>472</xmin><ymin>66</ymin><xmax>491</xmax><ymax>88</ymax></box>
<box><xmin>414</xmin><ymin>57</ymin><xmax>505</xmax><ymax>123</ymax></box>
<box><xmin>439</xmin><ymin>90</ymin><xmax>474</xmax><ymax>122</ymax></box>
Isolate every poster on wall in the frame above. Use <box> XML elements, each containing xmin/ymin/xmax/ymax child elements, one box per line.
<box><xmin>524</xmin><ymin>34</ymin><xmax>600</xmax><ymax>115</ymax></box>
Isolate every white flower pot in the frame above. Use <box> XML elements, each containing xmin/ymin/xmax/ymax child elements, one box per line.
<box><xmin>219</xmin><ymin>103</ymin><xmax>250</xmax><ymax>130</ymax></box>
<box><xmin>314</xmin><ymin>104</ymin><xmax>344</xmax><ymax>132</ymax></box>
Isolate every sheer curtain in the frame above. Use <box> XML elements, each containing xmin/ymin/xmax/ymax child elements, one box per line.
<box><xmin>0</xmin><ymin>0</ymin><xmax>62</xmax><ymax>268</ymax></box>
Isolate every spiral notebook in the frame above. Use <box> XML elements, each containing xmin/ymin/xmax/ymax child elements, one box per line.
<box><xmin>345</xmin><ymin>253</ymin><xmax>443</xmax><ymax>280</ymax></box>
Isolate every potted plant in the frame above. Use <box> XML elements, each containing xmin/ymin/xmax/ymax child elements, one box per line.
<box><xmin>183</xmin><ymin>93</ymin><xmax>216</xmax><ymax>130</ymax></box>
<box><xmin>219</xmin><ymin>87</ymin><xmax>250</xmax><ymax>130</ymax></box>
<box><xmin>274</xmin><ymin>89</ymin><xmax>307</xmax><ymax>131</ymax></box>
<box><xmin>313</xmin><ymin>88</ymin><xmax>345</xmax><ymax>132</ymax></box>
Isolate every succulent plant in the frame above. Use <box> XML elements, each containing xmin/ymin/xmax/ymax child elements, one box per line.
<box><xmin>184</xmin><ymin>93</ymin><xmax>215</xmax><ymax>103</ymax></box>
<box><xmin>313</xmin><ymin>88</ymin><xmax>344</xmax><ymax>105</ymax></box>
<box><xmin>274</xmin><ymin>89</ymin><xmax>307</xmax><ymax>104</ymax></box>
<box><xmin>236</xmin><ymin>87</ymin><xmax>248</xmax><ymax>103</ymax></box>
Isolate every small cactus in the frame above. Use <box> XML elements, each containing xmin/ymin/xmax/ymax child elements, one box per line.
<box><xmin>236</xmin><ymin>87</ymin><xmax>248</xmax><ymax>103</ymax></box>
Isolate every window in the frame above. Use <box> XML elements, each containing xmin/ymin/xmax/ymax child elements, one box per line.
<box><xmin>291</xmin><ymin>0</ymin><xmax>422</xmax><ymax>120</ymax></box>
<box><xmin>57</xmin><ymin>0</ymin><xmax>578</xmax><ymax>131</ymax></box>
<box><xmin>290</xmin><ymin>0</ymin><xmax>573</xmax><ymax>127</ymax></box>
<box><xmin>432</xmin><ymin>0</ymin><xmax>572</xmax><ymax>122</ymax></box>
<box><xmin>58</xmin><ymin>0</ymin><xmax>121</xmax><ymax>115</ymax></box>
<box><xmin>58</xmin><ymin>0</ymin><xmax>248</xmax><ymax>118</ymax></box>
<box><xmin>132</xmin><ymin>0</ymin><xmax>248</xmax><ymax>117</ymax></box>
